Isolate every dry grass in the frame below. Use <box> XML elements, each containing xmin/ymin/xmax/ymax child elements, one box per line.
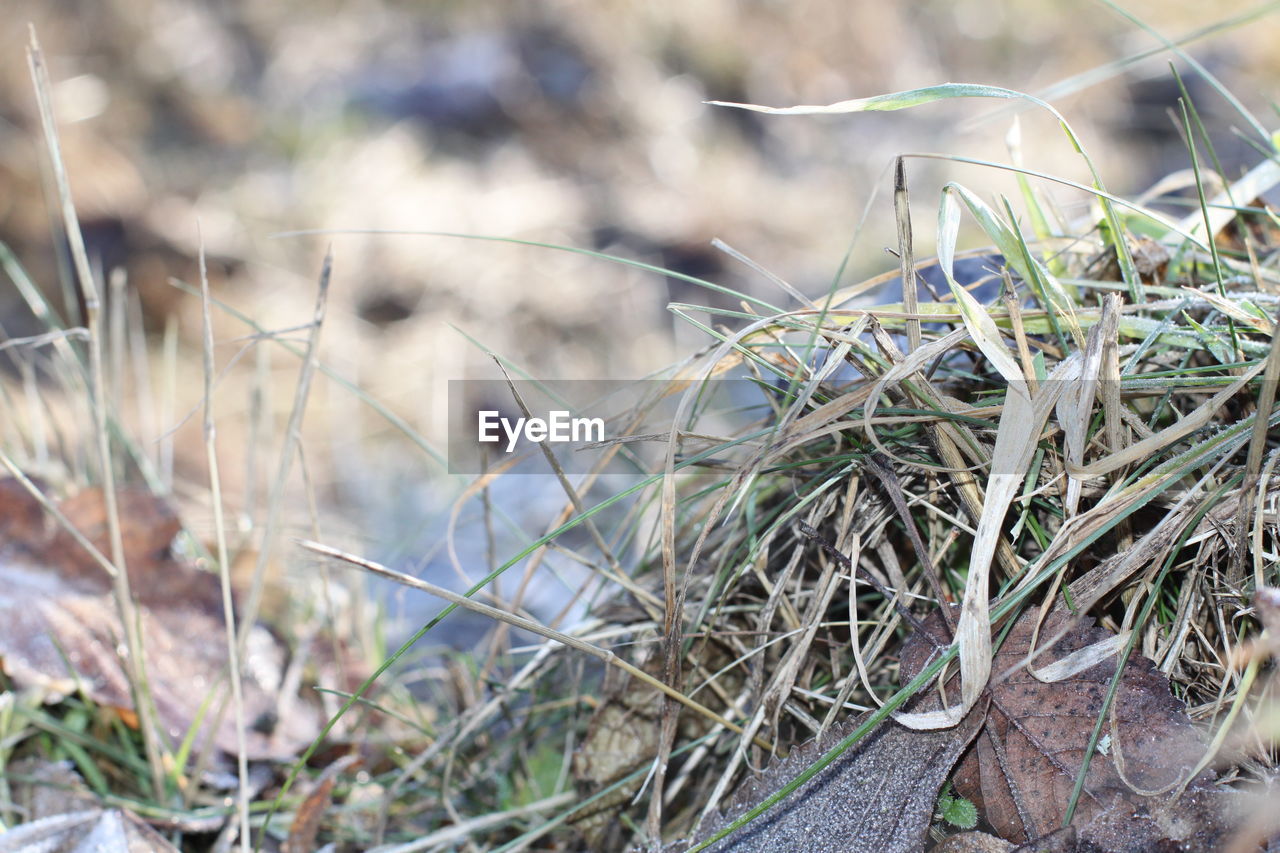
<box><xmin>3</xmin><ymin>11</ymin><xmax>1280</xmax><ymax>853</ymax></box>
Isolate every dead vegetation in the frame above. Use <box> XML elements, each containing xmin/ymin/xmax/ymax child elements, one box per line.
<box><xmin>3</xmin><ymin>9</ymin><xmax>1280</xmax><ymax>853</ymax></box>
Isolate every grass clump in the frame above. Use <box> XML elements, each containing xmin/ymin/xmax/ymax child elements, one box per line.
<box><xmin>4</xmin><ymin>22</ymin><xmax>1280</xmax><ymax>853</ymax></box>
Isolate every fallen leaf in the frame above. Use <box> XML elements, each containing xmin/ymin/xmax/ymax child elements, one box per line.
<box><xmin>0</xmin><ymin>478</ymin><xmax>316</xmax><ymax>760</ymax></box>
<box><xmin>679</xmin><ymin>692</ymin><xmax>986</xmax><ymax>852</ymax></box>
<box><xmin>282</xmin><ymin>754</ymin><xmax>359</xmax><ymax>853</ymax></box>
<box><xmin>902</xmin><ymin>608</ymin><xmax>1224</xmax><ymax>849</ymax></box>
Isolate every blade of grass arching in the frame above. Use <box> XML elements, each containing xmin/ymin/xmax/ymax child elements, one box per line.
<box><xmin>963</xmin><ymin>1</ymin><xmax>1280</xmax><ymax>130</ymax></box>
<box><xmin>903</xmin><ymin>152</ymin><xmax>1208</xmax><ymax>251</ymax></box>
<box><xmin>198</xmin><ymin>241</ymin><xmax>251</xmax><ymax>847</ymax></box>
<box><xmin>709</xmin><ymin>82</ymin><xmax>1144</xmax><ymax>302</ymax></box>
<box><xmin>258</xmin><ymin>427</ymin><xmax>773</xmax><ymax>843</ymax></box>
<box><xmin>931</xmin><ymin>189</ymin><xmax>1061</xmax><ymax>726</ymax></box>
<box><xmin>273</xmin><ymin>228</ymin><xmax>785</xmax><ymax>315</ymax></box>
<box><xmin>1063</xmin><ymin>472</ymin><xmax>1238</xmax><ymax>825</ymax></box>
<box><xmin>899</xmin><ymin>366</ymin><xmax>1072</xmax><ymax>729</ymax></box>
<box><xmin>27</xmin><ymin>29</ymin><xmax>167</xmax><ymax>800</ymax></box>
<box><xmin>1100</xmin><ymin>0</ymin><xmax>1274</xmax><ymax>148</ymax></box>
<box><xmin>946</xmin><ymin>181</ymin><xmax>1080</xmax><ymax>343</ymax></box>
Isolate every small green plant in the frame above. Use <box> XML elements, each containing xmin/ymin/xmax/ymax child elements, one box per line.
<box><xmin>935</xmin><ymin>781</ymin><xmax>978</xmax><ymax>831</ymax></box>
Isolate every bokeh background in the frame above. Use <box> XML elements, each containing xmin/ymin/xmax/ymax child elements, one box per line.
<box><xmin>2</xmin><ymin>0</ymin><xmax>1278</xmax><ymax>638</ymax></box>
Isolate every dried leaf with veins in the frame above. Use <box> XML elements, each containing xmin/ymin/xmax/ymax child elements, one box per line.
<box><xmin>903</xmin><ymin>608</ymin><xmax>1225</xmax><ymax>849</ymax></box>
<box><xmin>671</xmin><ymin>689</ymin><xmax>986</xmax><ymax>851</ymax></box>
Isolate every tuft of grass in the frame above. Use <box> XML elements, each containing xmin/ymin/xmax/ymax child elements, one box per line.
<box><xmin>5</xmin><ymin>15</ymin><xmax>1280</xmax><ymax>853</ymax></box>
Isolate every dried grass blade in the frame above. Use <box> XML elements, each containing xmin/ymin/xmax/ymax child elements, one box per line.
<box><xmin>1068</xmin><ymin>358</ymin><xmax>1266</xmax><ymax>479</ymax></box>
<box><xmin>27</xmin><ymin>27</ymin><xmax>166</xmax><ymax>795</ymax></box>
<box><xmin>1056</xmin><ymin>298</ymin><xmax>1114</xmax><ymax>517</ymax></box>
<box><xmin>1030</xmin><ymin>631</ymin><xmax>1130</xmax><ymax>683</ymax></box>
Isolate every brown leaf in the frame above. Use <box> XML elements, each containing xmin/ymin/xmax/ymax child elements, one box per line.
<box><xmin>0</xmin><ymin>478</ymin><xmax>316</xmax><ymax>760</ymax></box>
<box><xmin>680</xmin><ymin>692</ymin><xmax>986</xmax><ymax>852</ymax></box>
<box><xmin>282</xmin><ymin>755</ymin><xmax>358</xmax><ymax>853</ymax></box>
<box><xmin>903</xmin><ymin>608</ymin><xmax>1223</xmax><ymax>849</ymax></box>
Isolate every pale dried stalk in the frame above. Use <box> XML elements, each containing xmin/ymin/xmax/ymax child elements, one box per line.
<box><xmin>27</xmin><ymin>29</ymin><xmax>166</xmax><ymax>795</ymax></box>
<box><xmin>198</xmin><ymin>240</ymin><xmax>251</xmax><ymax>847</ymax></box>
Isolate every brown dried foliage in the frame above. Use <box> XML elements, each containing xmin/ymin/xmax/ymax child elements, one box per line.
<box><xmin>0</xmin><ymin>478</ymin><xmax>315</xmax><ymax>760</ymax></box>
<box><xmin>903</xmin><ymin>608</ymin><xmax>1229</xmax><ymax>850</ymax></box>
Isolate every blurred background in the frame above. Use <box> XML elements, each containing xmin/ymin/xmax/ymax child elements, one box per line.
<box><xmin>1</xmin><ymin>0</ymin><xmax>1278</xmax><ymax>642</ymax></box>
